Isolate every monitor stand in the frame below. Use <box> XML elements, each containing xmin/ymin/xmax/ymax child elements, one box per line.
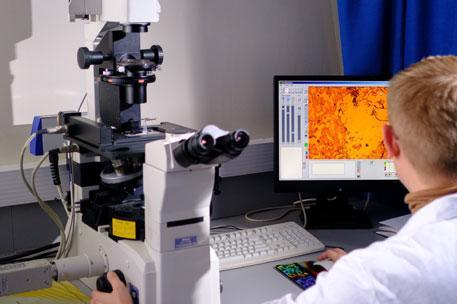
<box><xmin>303</xmin><ymin>193</ymin><xmax>372</xmax><ymax>229</ymax></box>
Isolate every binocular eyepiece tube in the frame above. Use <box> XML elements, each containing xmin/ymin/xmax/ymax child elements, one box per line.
<box><xmin>173</xmin><ymin>125</ymin><xmax>249</xmax><ymax>168</ymax></box>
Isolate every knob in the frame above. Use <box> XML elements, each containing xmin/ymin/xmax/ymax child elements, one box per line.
<box><xmin>77</xmin><ymin>47</ymin><xmax>105</xmax><ymax>69</ymax></box>
<box><xmin>96</xmin><ymin>270</ymin><xmax>127</xmax><ymax>293</ymax></box>
<box><xmin>141</xmin><ymin>45</ymin><xmax>164</xmax><ymax>65</ymax></box>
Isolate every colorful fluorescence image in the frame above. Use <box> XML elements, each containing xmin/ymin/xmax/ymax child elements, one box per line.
<box><xmin>275</xmin><ymin>263</ymin><xmax>316</xmax><ymax>290</ymax></box>
<box><xmin>308</xmin><ymin>86</ymin><xmax>388</xmax><ymax>160</ymax></box>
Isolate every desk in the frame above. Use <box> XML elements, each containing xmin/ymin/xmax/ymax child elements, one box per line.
<box><xmin>213</xmin><ymin>216</ymin><xmax>387</xmax><ymax>304</ymax></box>
<box><xmin>71</xmin><ymin>199</ymin><xmax>406</xmax><ymax>303</ymax></box>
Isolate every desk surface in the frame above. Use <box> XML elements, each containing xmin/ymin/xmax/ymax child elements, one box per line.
<box><xmin>213</xmin><ymin>216</ymin><xmax>386</xmax><ymax>304</ymax></box>
<box><xmin>73</xmin><ymin>200</ymin><xmax>406</xmax><ymax>303</ymax></box>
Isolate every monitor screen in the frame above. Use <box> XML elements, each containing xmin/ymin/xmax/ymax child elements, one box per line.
<box><xmin>274</xmin><ymin>76</ymin><xmax>402</xmax><ymax>193</ymax></box>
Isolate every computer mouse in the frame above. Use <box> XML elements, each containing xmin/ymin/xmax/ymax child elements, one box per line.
<box><xmin>313</xmin><ymin>260</ymin><xmax>334</xmax><ymax>271</ymax></box>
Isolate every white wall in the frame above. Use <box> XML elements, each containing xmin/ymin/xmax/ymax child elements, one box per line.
<box><xmin>10</xmin><ymin>0</ymin><xmax>86</xmax><ymax>125</ymax></box>
<box><xmin>142</xmin><ymin>0</ymin><xmax>342</xmax><ymax>138</ymax></box>
<box><xmin>0</xmin><ymin>0</ymin><xmax>35</xmax><ymax>167</ymax></box>
<box><xmin>0</xmin><ymin>0</ymin><xmax>341</xmax><ymax>166</ymax></box>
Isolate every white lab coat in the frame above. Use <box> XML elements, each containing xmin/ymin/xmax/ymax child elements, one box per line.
<box><xmin>264</xmin><ymin>193</ymin><xmax>457</xmax><ymax>304</ymax></box>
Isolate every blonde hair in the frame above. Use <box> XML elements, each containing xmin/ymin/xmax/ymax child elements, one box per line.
<box><xmin>388</xmin><ymin>55</ymin><xmax>457</xmax><ymax>178</ymax></box>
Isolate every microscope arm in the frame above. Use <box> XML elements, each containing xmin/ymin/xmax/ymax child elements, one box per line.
<box><xmin>0</xmin><ymin>254</ymin><xmax>107</xmax><ymax>297</ymax></box>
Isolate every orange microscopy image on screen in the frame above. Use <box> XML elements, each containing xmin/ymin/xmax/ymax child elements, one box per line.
<box><xmin>308</xmin><ymin>86</ymin><xmax>388</xmax><ymax>159</ymax></box>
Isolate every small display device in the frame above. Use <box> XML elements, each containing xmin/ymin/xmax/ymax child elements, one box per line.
<box><xmin>274</xmin><ymin>261</ymin><xmax>327</xmax><ymax>290</ymax></box>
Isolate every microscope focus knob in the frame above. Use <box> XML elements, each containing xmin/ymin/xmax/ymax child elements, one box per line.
<box><xmin>77</xmin><ymin>47</ymin><xmax>106</xmax><ymax>69</ymax></box>
<box><xmin>141</xmin><ymin>45</ymin><xmax>164</xmax><ymax>65</ymax></box>
<box><xmin>96</xmin><ymin>270</ymin><xmax>127</xmax><ymax>293</ymax></box>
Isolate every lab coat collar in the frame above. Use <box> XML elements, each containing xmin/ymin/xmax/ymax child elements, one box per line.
<box><xmin>399</xmin><ymin>192</ymin><xmax>457</xmax><ymax>236</ymax></box>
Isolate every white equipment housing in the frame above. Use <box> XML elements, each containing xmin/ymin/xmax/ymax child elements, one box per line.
<box><xmin>69</xmin><ymin>0</ymin><xmax>161</xmax><ymax>23</ymax></box>
<box><xmin>71</xmin><ymin>134</ymin><xmax>221</xmax><ymax>304</ymax></box>
<box><xmin>101</xmin><ymin>0</ymin><xmax>161</xmax><ymax>23</ymax></box>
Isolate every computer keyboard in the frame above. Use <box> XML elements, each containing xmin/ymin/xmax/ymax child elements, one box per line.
<box><xmin>210</xmin><ymin>222</ymin><xmax>325</xmax><ymax>271</ymax></box>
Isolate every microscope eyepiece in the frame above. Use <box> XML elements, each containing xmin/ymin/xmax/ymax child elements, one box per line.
<box><xmin>232</xmin><ymin>129</ymin><xmax>250</xmax><ymax>149</ymax></box>
<box><xmin>200</xmin><ymin>134</ymin><xmax>215</xmax><ymax>148</ymax></box>
<box><xmin>173</xmin><ymin>126</ymin><xmax>249</xmax><ymax>167</ymax></box>
<box><xmin>173</xmin><ymin>132</ymin><xmax>215</xmax><ymax>168</ymax></box>
<box><xmin>213</xmin><ymin>129</ymin><xmax>250</xmax><ymax>160</ymax></box>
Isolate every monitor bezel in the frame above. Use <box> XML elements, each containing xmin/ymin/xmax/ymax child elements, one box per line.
<box><xmin>273</xmin><ymin>75</ymin><xmax>405</xmax><ymax>193</ymax></box>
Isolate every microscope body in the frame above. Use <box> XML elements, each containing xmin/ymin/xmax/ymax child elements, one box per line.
<box><xmin>69</xmin><ymin>134</ymin><xmax>221</xmax><ymax>304</ymax></box>
<box><xmin>63</xmin><ymin>15</ymin><xmax>223</xmax><ymax>300</ymax></box>
<box><xmin>63</xmin><ymin>4</ymin><xmax>241</xmax><ymax>299</ymax></box>
<box><xmin>0</xmin><ymin>1</ymin><xmax>247</xmax><ymax>302</ymax></box>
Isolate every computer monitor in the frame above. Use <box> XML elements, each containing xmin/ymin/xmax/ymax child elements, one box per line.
<box><xmin>274</xmin><ymin>76</ymin><xmax>405</xmax><ymax>227</ymax></box>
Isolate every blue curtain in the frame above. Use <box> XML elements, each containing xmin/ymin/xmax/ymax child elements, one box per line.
<box><xmin>337</xmin><ymin>0</ymin><xmax>457</xmax><ymax>76</ymax></box>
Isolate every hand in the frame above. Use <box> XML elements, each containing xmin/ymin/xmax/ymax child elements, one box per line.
<box><xmin>90</xmin><ymin>272</ymin><xmax>133</xmax><ymax>304</ymax></box>
<box><xmin>317</xmin><ymin>247</ymin><xmax>347</xmax><ymax>262</ymax></box>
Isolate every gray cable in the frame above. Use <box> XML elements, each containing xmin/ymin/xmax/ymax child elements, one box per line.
<box><xmin>31</xmin><ymin>152</ymin><xmax>67</xmax><ymax>259</ymax></box>
<box><xmin>56</xmin><ymin>185</ymin><xmax>67</xmax><ymax>212</ymax></box>
<box><xmin>362</xmin><ymin>192</ymin><xmax>371</xmax><ymax>211</ymax></box>
<box><xmin>56</xmin><ymin>183</ymin><xmax>75</xmax><ymax>258</ymax></box>
<box><xmin>20</xmin><ymin>130</ymin><xmax>71</xmax><ymax>259</ymax></box>
<box><xmin>244</xmin><ymin>205</ymin><xmax>301</xmax><ymax>222</ymax></box>
<box><xmin>244</xmin><ymin>196</ymin><xmax>316</xmax><ymax>224</ymax></box>
<box><xmin>19</xmin><ymin>133</ymin><xmax>38</xmax><ymax>196</ymax></box>
<box><xmin>297</xmin><ymin>193</ymin><xmax>308</xmax><ymax>228</ymax></box>
<box><xmin>62</xmin><ymin>150</ymin><xmax>77</xmax><ymax>257</ymax></box>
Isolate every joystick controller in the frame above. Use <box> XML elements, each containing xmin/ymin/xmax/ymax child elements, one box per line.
<box><xmin>96</xmin><ymin>270</ymin><xmax>127</xmax><ymax>293</ymax></box>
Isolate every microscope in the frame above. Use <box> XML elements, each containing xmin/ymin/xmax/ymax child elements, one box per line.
<box><xmin>0</xmin><ymin>1</ymin><xmax>249</xmax><ymax>303</ymax></box>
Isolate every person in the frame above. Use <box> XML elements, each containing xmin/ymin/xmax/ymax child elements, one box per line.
<box><xmin>91</xmin><ymin>55</ymin><xmax>457</xmax><ymax>304</ymax></box>
<box><xmin>264</xmin><ymin>55</ymin><xmax>457</xmax><ymax>303</ymax></box>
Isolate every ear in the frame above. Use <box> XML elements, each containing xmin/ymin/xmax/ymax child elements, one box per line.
<box><xmin>382</xmin><ymin>124</ymin><xmax>400</xmax><ymax>158</ymax></box>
